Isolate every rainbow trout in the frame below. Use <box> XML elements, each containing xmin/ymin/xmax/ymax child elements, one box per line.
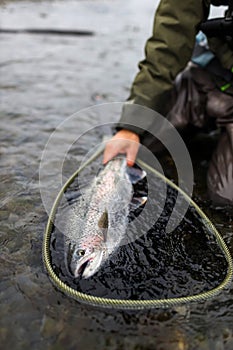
<box><xmin>64</xmin><ymin>157</ymin><xmax>146</xmax><ymax>279</ymax></box>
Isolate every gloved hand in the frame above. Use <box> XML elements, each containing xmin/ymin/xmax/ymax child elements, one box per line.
<box><xmin>103</xmin><ymin>129</ymin><xmax>140</xmax><ymax>166</ymax></box>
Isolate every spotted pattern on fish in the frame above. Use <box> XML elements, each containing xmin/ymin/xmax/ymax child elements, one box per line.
<box><xmin>63</xmin><ymin>157</ymin><xmax>145</xmax><ymax>278</ymax></box>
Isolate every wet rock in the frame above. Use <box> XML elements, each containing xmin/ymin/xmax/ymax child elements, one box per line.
<box><xmin>40</xmin><ymin>314</ymin><xmax>64</xmax><ymax>339</ymax></box>
<box><xmin>15</xmin><ymin>271</ymin><xmax>41</xmax><ymax>299</ymax></box>
<box><xmin>0</xmin><ymin>327</ymin><xmax>8</xmax><ymax>342</ymax></box>
<box><xmin>8</xmin><ymin>212</ymin><xmax>20</xmax><ymax>223</ymax></box>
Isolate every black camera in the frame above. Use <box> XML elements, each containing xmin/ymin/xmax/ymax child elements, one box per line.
<box><xmin>200</xmin><ymin>1</ymin><xmax>233</xmax><ymax>41</ymax></box>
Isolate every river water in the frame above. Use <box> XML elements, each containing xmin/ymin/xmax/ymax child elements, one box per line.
<box><xmin>0</xmin><ymin>1</ymin><xmax>233</xmax><ymax>349</ymax></box>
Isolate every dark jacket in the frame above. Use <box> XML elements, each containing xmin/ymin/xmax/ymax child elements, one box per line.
<box><xmin>118</xmin><ymin>0</ymin><xmax>233</xmax><ymax>137</ymax></box>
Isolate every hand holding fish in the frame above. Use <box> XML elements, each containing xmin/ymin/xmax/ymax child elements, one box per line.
<box><xmin>103</xmin><ymin>129</ymin><xmax>140</xmax><ymax>166</ymax></box>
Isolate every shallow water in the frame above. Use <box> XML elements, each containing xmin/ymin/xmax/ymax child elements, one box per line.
<box><xmin>1</xmin><ymin>1</ymin><xmax>233</xmax><ymax>349</ymax></box>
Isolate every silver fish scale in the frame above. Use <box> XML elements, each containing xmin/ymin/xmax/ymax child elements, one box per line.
<box><xmin>64</xmin><ymin>158</ymin><xmax>133</xmax><ymax>254</ymax></box>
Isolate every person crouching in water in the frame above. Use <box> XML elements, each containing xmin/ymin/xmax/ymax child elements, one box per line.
<box><xmin>103</xmin><ymin>0</ymin><xmax>233</xmax><ymax>205</ymax></box>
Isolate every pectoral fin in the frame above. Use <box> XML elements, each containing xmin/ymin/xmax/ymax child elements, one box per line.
<box><xmin>130</xmin><ymin>196</ymin><xmax>147</xmax><ymax>210</ymax></box>
<box><xmin>127</xmin><ymin>166</ymin><xmax>146</xmax><ymax>184</ymax></box>
<box><xmin>98</xmin><ymin>210</ymin><xmax>109</xmax><ymax>242</ymax></box>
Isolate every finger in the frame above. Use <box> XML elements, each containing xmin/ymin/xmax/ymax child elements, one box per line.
<box><xmin>102</xmin><ymin>144</ymin><xmax>120</xmax><ymax>164</ymax></box>
<box><xmin>126</xmin><ymin>143</ymin><xmax>139</xmax><ymax>167</ymax></box>
<box><xmin>127</xmin><ymin>159</ymin><xmax>134</xmax><ymax>167</ymax></box>
<box><xmin>103</xmin><ymin>137</ymin><xmax>128</xmax><ymax>164</ymax></box>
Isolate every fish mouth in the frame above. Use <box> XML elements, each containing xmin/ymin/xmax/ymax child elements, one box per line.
<box><xmin>74</xmin><ymin>256</ymin><xmax>93</xmax><ymax>278</ymax></box>
<box><xmin>77</xmin><ymin>258</ymin><xmax>92</xmax><ymax>278</ymax></box>
<box><xmin>73</xmin><ymin>250</ymin><xmax>105</xmax><ymax>279</ymax></box>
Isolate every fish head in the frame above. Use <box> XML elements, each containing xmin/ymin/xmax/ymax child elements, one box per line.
<box><xmin>69</xmin><ymin>244</ymin><xmax>106</xmax><ymax>279</ymax></box>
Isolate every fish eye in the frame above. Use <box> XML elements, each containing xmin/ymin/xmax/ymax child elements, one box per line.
<box><xmin>77</xmin><ymin>249</ymin><xmax>85</xmax><ymax>257</ymax></box>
